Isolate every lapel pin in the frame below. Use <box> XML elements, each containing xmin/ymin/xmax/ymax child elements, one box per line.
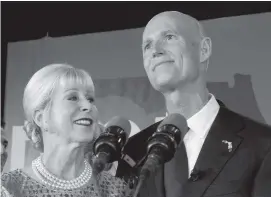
<box><xmin>222</xmin><ymin>140</ymin><xmax>233</xmax><ymax>152</ymax></box>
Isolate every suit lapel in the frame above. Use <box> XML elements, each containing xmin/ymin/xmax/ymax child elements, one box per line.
<box><xmin>183</xmin><ymin>107</ymin><xmax>244</xmax><ymax>197</ymax></box>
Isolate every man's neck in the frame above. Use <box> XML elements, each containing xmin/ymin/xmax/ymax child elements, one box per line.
<box><xmin>164</xmin><ymin>85</ymin><xmax>209</xmax><ymax>119</ymax></box>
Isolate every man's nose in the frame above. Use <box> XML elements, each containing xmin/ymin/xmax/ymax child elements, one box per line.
<box><xmin>152</xmin><ymin>41</ymin><xmax>165</xmax><ymax>58</ymax></box>
<box><xmin>152</xmin><ymin>51</ymin><xmax>164</xmax><ymax>58</ymax></box>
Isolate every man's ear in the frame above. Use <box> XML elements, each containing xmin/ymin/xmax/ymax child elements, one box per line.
<box><xmin>33</xmin><ymin>110</ymin><xmax>44</xmax><ymax>128</ymax></box>
<box><xmin>200</xmin><ymin>37</ymin><xmax>212</xmax><ymax>63</ymax></box>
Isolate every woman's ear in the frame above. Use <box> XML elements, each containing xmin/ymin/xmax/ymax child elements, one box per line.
<box><xmin>33</xmin><ymin>110</ymin><xmax>44</xmax><ymax>128</ymax></box>
<box><xmin>200</xmin><ymin>37</ymin><xmax>212</xmax><ymax>64</ymax></box>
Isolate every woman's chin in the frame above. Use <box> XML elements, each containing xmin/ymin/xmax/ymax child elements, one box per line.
<box><xmin>73</xmin><ymin>133</ymin><xmax>95</xmax><ymax>144</ymax></box>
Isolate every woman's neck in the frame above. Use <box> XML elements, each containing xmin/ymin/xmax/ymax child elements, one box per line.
<box><xmin>42</xmin><ymin>142</ymin><xmax>86</xmax><ymax>180</ymax></box>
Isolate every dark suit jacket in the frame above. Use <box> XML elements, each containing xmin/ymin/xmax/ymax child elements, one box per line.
<box><xmin>117</xmin><ymin>106</ymin><xmax>271</xmax><ymax>197</ymax></box>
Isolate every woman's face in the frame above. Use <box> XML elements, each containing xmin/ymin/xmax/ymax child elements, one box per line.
<box><xmin>45</xmin><ymin>82</ymin><xmax>99</xmax><ymax>144</ymax></box>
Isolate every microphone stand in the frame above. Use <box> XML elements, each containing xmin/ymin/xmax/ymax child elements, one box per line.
<box><xmin>132</xmin><ymin>178</ymin><xmax>144</xmax><ymax>197</ymax></box>
<box><xmin>92</xmin><ymin>171</ymin><xmax>103</xmax><ymax>197</ymax></box>
<box><xmin>132</xmin><ymin>120</ymin><xmax>186</xmax><ymax>197</ymax></box>
<box><xmin>132</xmin><ymin>149</ymin><xmax>162</xmax><ymax>197</ymax></box>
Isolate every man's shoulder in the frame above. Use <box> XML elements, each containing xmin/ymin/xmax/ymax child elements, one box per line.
<box><xmin>230</xmin><ymin>108</ymin><xmax>271</xmax><ymax>136</ymax></box>
<box><xmin>222</xmin><ymin>107</ymin><xmax>271</xmax><ymax>149</ymax></box>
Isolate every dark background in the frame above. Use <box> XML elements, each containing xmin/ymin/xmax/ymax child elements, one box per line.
<box><xmin>2</xmin><ymin>2</ymin><xmax>271</xmax><ymax>120</ymax></box>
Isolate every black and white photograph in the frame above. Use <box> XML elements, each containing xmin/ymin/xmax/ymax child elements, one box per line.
<box><xmin>1</xmin><ymin>2</ymin><xmax>271</xmax><ymax>197</ymax></box>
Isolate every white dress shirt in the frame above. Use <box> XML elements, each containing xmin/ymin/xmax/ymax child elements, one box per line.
<box><xmin>155</xmin><ymin>94</ymin><xmax>220</xmax><ymax>176</ymax></box>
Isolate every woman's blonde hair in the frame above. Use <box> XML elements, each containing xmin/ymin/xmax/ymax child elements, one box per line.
<box><xmin>23</xmin><ymin>63</ymin><xmax>95</xmax><ymax>151</ymax></box>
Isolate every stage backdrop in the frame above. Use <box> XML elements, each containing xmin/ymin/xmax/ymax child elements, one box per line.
<box><xmin>3</xmin><ymin>12</ymin><xmax>271</xmax><ymax>172</ymax></box>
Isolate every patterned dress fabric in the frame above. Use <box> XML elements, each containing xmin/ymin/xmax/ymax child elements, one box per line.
<box><xmin>1</xmin><ymin>169</ymin><xmax>133</xmax><ymax>197</ymax></box>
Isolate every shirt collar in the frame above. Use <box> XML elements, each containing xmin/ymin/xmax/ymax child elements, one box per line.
<box><xmin>155</xmin><ymin>94</ymin><xmax>220</xmax><ymax>139</ymax></box>
<box><xmin>187</xmin><ymin>94</ymin><xmax>220</xmax><ymax>139</ymax></box>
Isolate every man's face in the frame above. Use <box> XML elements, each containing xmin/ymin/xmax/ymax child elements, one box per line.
<box><xmin>142</xmin><ymin>13</ymin><xmax>201</xmax><ymax>92</ymax></box>
<box><xmin>1</xmin><ymin>127</ymin><xmax>8</xmax><ymax>172</ymax></box>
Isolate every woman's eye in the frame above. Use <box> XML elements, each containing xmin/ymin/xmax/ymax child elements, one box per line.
<box><xmin>87</xmin><ymin>97</ymin><xmax>95</xmax><ymax>103</ymax></box>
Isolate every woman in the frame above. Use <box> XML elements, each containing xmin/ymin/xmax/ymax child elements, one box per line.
<box><xmin>1</xmin><ymin>64</ymin><xmax>133</xmax><ymax>197</ymax></box>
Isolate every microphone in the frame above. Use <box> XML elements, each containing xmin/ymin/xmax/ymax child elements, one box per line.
<box><xmin>189</xmin><ymin>168</ymin><xmax>202</xmax><ymax>182</ymax></box>
<box><xmin>92</xmin><ymin>116</ymin><xmax>131</xmax><ymax>175</ymax></box>
<box><xmin>133</xmin><ymin>113</ymin><xmax>188</xmax><ymax>197</ymax></box>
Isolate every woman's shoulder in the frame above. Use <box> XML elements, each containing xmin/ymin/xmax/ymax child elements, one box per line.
<box><xmin>98</xmin><ymin>172</ymin><xmax>134</xmax><ymax>197</ymax></box>
<box><xmin>1</xmin><ymin>169</ymin><xmax>25</xmax><ymax>185</ymax></box>
<box><xmin>99</xmin><ymin>171</ymin><xmax>127</xmax><ymax>185</ymax></box>
<box><xmin>1</xmin><ymin>169</ymin><xmax>26</xmax><ymax>197</ymax></box>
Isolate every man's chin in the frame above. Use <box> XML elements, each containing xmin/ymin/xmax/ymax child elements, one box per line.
<box><xmin>153</xmin><ymin>82</ymin><xmax>177</xmax><ymax>93</ymax></box>
<box><xmin>152</xmin><ymin>74</ymin><xmax>176</xmax><ymax>87</ymax></box>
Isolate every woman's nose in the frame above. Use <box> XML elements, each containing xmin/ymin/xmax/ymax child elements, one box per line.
<box><xmin>80</xmin><ymin>100</ymin><xmax>92</xmax><ymax>112</ymax></box>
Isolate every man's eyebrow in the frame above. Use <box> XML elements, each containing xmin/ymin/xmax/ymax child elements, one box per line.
<box><xmin>162</xmin><ymin>29</ymin><xmax>186</xmax><ymax>44</ymax></box>
<box><xmin>142</xmin><ymin>30</ymin><xmax>180</xmax><ymax>49</ymax></box>
<box><xmin>161</xmin><ymin>30</ymin><xmax>178</xmax><ymax>36</ymax></box>
<box><xmin>161</xmin><ymin>30</ymin><xmax>171</xmax><ymax>35</ymax></box>
<box><xmin>142</xmin><ymin>30</ymin><xmax>177</xmax><ymax>44</ymax></box>
<box><xmin>142</xmin><ymin>39</ymin><xmax>152</xmax><ymax>46</ymax></box>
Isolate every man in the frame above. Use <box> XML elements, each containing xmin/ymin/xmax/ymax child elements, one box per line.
<box><xmin>117</xmin><ymin>11</ymin><xmax>271</xmax><ymax>197</ymax></box>
<box><xmin>1</xmin><ymin>121</ymin><xmax>13</xmax><ymax>197</ymax></box>
<box><xmin>1</xmin><ymin>120</ymin><xmax>8</xmax><ymax>172</ymax></box>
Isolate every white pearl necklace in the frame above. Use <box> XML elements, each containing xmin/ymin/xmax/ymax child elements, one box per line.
<box><xmin>32</xmin><ymin>156</ymin><xmax>92</xmax><ymax>190</ymax></box>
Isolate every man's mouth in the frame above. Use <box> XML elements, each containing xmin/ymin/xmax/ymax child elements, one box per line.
<box><xmin>153</xmin><ymin>60</ymin><xmax>174</xmax><ymax>71</ymax></box>
<box><xmin>74</xmin><ymin>118</ymin><xmax>93</xmax><ymax>126</ymax></box>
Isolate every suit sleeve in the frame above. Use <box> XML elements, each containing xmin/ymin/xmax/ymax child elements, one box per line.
<box><xmin>252</xmin><ymin>146</ymin><xmax>271</xmax><ymax>197</ymax></box>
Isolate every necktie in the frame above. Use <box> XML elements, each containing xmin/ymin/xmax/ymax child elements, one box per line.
<box><xmin>164</xmin><ymin>141</ymin><xmax>189</xmax><ymax>197</ymax></box>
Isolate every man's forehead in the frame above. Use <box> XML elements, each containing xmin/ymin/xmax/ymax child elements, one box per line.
<box><xmin>143</xmin><ymin>11</ymin><xmax>201</xmax><ymax>42</ymax></box>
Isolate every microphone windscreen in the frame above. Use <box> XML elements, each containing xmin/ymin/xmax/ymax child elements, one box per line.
<box><xmin>105</xmin><ymin>116</ymin><xmax>132</xmax><ymax>138</ymax></box>
<box><xmin>158</xmin><ymin>113</ymin><xmax>188</xmax><ymax>134</ymax></box>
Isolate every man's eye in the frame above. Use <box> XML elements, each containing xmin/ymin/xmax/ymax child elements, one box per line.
<box><xmin>144</xmin><ymin>43</ymin><xmax>151</xmax><ymax>51</ymax></box>
<box><xmin>68</xmin><ymin>96</ymin><xmax>78</xmax><ymax>101</ymax></box>
<box><xmin>165</xmin><ymin>34</ymin><xmax>175</xmax><ymax>40</ymax></box>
